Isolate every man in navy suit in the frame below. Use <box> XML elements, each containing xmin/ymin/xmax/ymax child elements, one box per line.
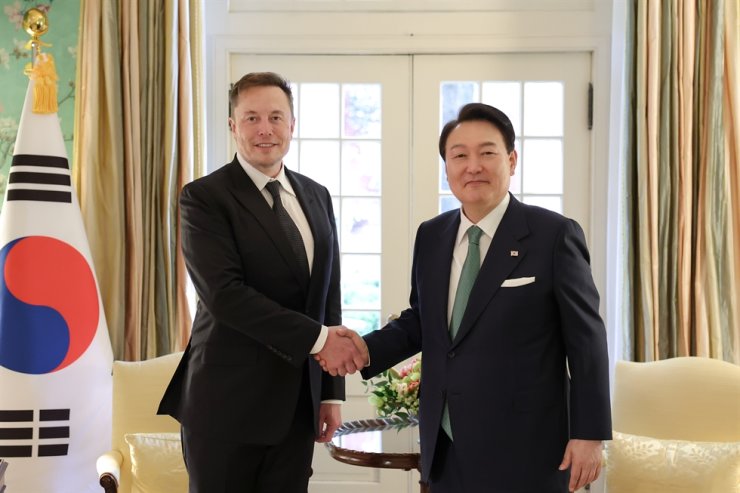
<box><xmin>325</xmin><ymin>103</ymin><xmax>611</xmax><ymax>492</ymax></box>
<box><xmin>159</xmin><ymin>72</ymin><xmax>366</xmax><ymax>493</ymax></box>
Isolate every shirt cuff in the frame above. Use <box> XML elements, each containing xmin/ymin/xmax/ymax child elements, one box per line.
<box><xmin>320</xmin><ymin>400</ymin><xmax>343</xmax><ymax>405</ymax></box>
<box><xmin>310</xmin><ymin>325</ymin><xmax>329</xmax><ymax>354</ymax></box>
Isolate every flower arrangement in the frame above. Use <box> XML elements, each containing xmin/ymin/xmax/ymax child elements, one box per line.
<box><xmin>363</xmin><ymin>356</ymin><xmax>421</xmax><ymax>420</ymax></box>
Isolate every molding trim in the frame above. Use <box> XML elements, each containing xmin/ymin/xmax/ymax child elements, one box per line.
<box><xmin>227</xmin><ymin>0</ymin><xmax>594</xmax><ymax>13</ymax></box>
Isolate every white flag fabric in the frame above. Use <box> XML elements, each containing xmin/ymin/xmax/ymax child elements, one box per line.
<box><xmin>0</xmin><ymin>54</ymin><xmax>113</xmax><ymax>493</ymax></box>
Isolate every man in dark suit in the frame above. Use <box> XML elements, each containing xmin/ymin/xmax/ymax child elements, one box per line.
<box><xmin>158</xmin><ymin>72</ymin><xmax>366</xmax><ymax>493</ymax></box>
<box><xmin>328</xmin><ymin>103</ymin><xmax>611</xmax><ymax>492</ymax></box>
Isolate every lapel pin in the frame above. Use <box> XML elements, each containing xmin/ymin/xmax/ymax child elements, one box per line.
<box><xmin>510</xmin><ymin>250</ymin><xmax>519</xmax><ymax>257</ymax></box>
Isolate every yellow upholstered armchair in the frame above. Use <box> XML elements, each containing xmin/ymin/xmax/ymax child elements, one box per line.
<box><xmin>97</xmin><ymin>352</ymin><xmax>186</xmax><ymax>493</ymax></box>
<box><xmin>606</xmin><ymin>356</ymin><xmax>740</xmax><ymax>492</ymax></box>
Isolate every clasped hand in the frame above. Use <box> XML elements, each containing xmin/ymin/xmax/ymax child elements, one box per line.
<box><xmin>314</xmin><ymin>326</ymin><xmax>368</xmax><ymax>376</ymax></box>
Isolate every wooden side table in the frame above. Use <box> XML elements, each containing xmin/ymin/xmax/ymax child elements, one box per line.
<box><xmin>325</xmin><ymin>417</ymin><xmax>429</xmax><ymax>493</ymax></box>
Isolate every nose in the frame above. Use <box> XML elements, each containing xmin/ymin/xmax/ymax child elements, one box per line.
<box><xmin>466</xmin><ymin>156</ymin><xmax>483</xmax><ymax>173</ymax></box>
<box><xmin>257</xmin><ymin>121</ymin><xmax>273</xmax><ymax>136</ymax></box>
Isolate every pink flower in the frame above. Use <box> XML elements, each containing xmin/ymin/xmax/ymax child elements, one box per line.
<box><xmin>365</xmin><ymin>355</ymin><xmax>422</xmax><ymax>418</ymax></box>
<box><xmin>4</xmin><ymin>1</ymin><xmax>23</xmax><ymax>29</ymax></box>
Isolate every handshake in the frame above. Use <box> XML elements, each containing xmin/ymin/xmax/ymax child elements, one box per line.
<box><xmin>314</xmin><ymin>326</ymin><xmax>369</xmax><ymax>376</ymax></box>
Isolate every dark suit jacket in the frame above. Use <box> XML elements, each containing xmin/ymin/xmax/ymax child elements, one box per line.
<box><xmin>158</xmin><ymin>158</ymin><xmax>343</xmax><ymax>444</ymax></box>
<box><xmin>361</xmin><ymin>194</ymin><xmax>611</xmax><ymax>493</ymax></box>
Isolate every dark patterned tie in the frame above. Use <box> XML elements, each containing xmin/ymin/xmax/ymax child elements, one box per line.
<box><xmin>265</xmin><ymin>181</ymin><xmax>310</xmax><ymax>276</ymax></box>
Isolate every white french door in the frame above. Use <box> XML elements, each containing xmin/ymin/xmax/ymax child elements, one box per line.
<box><xmin>226</xmin><ymin>51</ymin><xmax>592</xmax><ymax>493</ymax></box>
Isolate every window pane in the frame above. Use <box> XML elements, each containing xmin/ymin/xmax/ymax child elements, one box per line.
<box><xmin>343</xmin><ymin>84</ymin><xmax>381</xmax><ymax>139</ymax></box>
<box><xmin>284</xmin><ymin>141</ymin><xmax>299</xmax><ymax>170</ymax></box>
<box><xmin>341</xmin><ymin>141</ymin><xmax>381</xmax><ymax>196</ymax></box>
<box><xmin>299</xmin><ymin>83</ymin><xmax>339</xmax><ymax>138</ymax></box>
<box><xmin>439</xmin><ymin>195</ymin><xmax>460</xmax><ymax>214</ymax></box>
<box><xmin>300</xmin><ymin>140</ymin><xmax>340</xmax><ymax>195</ymax></box>
<box><xmin>521</xmin><ymin>139</ymin><xmax>563</xmax><ymax>194</ymax></box>
<box><xmin>523</xmin><ymin>82</ymin><xmax>563</xmax><ymax>137</ymax></box>
<box><xmin>342</xmin><ymin>311</ymin><xmax>381</xmax><ymax>336</ymax></box>
<box><xmin>440</xmin><ymin>82</ymin><xmax>479</xmax><ymax>126</ymax></box>
<box><xmin>482</xmin><ymin>82</ymin><xmax>521</xmax><ymax>136</ymax></box>
<box><xmin>341</xmin><ymin>254</ymin><xmax>380</xmax><ymax>309</ymax></box>
<box><xmin>439</xmin><ymin>157</ymin><xmax>450</xmax><ymax>193</ymax></box>
<box><xmin>290</xmin><ymin>82</ymin><xmax>299</xmax><ymax>137</ymax></box>
<box><xmin>437</xmin><ymin>78</ymin><xmax>567</xmax><ymax>230</ymax></box>
<box><xmin>332</xmin><ymin>196</ymin><xmax>340</xmax><ymax>246</ymax></box>
<box><xmin>509</xmin><ymin>138</ymin><xmax>522</xmax><ymax>194</ymax></box>
<box><xmin>523</xmin><ymin>195</ymin><xmax>562</xmax><ymax>214</ymax></box>
<box><xmin>341</xmin><ymin>197</ymin><xmax>381</xmax><ymax>253</ymax></box>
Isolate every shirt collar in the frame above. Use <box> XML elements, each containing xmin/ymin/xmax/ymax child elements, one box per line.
<box><xmin>455</xmin><ymin>193</ymin><xmax>511</xmax><ymax>246</ymax></box>
<box><xmin>236</xmin><ymin>153</ymin><xmax>297</xmax><ymax>197</ymax></box>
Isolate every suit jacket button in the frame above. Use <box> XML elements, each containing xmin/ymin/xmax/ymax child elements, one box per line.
<box><xmin>448</xmin><ymin>351</ymin><xmax>455</xmax><ymax>358</ymax></box>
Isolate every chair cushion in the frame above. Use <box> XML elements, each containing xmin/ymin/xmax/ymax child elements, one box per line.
<box><xmin>125</xmin><ymin>432</ymin><xmax>188</xmax><ymax>493</ymax></box>
<box><xmin>606</xmin><ymin>431</ymin><xmax>740</xmax><ymax>493</ymax></box>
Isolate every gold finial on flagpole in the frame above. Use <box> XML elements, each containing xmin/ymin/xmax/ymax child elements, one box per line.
<box><xmin>23</xmin><ymin>8</ymin><xmax>51</xmax><ymax>62</ymax></box>
<box><xmin>22</xmin><ymin>8</ymin><xmax>58</xmax><ymax>114</ymax></box>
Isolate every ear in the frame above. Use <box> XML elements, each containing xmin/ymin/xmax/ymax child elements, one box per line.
<box><xmin>508</xmin><ymin>149</ymin><xmax>518</xmax><ymax>176</ymax></box>
<box><xmin>228</xmin><ymin>117</ymin><xmax>236</xmax><ymax>134</ymax></box>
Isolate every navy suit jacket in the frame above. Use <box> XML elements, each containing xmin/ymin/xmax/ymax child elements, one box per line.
<box><xmin>158</xmin><ymin>158</ymin><xmax>343</xmax><ymax>444</ymax></box>
<box><xmin>362</xmin><ymin>194</ymin><xmax>611</xmax><ymax>493</ymax></box>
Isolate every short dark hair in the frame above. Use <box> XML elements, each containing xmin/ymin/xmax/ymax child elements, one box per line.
<box><xmin>438</xmin><ymin>103</ymin><xmax>516</xmax><ymax>159</ymax></box>
<box><xmin>229</xmin><ymin>72</ymin><xmax>294</xmax><ymax>117</ymax></box>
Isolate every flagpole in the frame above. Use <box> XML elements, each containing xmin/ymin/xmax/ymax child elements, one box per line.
<box><xmin>22</xmin><ymin>8</ymin><xmax>49</xmax><ymax>67</ymax></box>
<box><xmin>20</xmin><ymin>8</ymin><xmax>57</xmax><ymax>115</ymax></box>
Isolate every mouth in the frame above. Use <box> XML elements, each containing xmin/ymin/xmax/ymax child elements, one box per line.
<box><xmin>255</xmin><ymin>143</ymin><xmax>277</xmax><ymax>148</ymax></box>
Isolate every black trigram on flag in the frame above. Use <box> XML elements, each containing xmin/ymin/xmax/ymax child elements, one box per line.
<box><xmin>0</xmin><ymin>409</ymin><xmax>70</xmax><ymax>457</ymax></box>
<box><xmin>7</xmin><ymin>154</ymin><xmax>72</xmax><ymax>204</ymax></box>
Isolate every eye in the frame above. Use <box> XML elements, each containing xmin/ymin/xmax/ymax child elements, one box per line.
<box><xmin>245</xmin><ymin>115</ymin><xmax>257</xmax><ymax>123</ymax></box>
<box><xmin>452</xmin><ymin>153</ymin><xmax>467</xmax><ymax>159</ymax></box>
<box><xmin>271</xmin><ymin>115</ymin><xmax>283</xmax><ymax>122</ymax></box>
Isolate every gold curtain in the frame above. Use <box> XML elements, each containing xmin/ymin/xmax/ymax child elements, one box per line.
<box><xmin>629</xmin><ymin>0</ymin><xmax>739</xmax><ymax>363</ymax></box>
<box><xmin>73</xmin><ymin>0</ymin><xmax>203</xmax><ymax>360</ymax></box>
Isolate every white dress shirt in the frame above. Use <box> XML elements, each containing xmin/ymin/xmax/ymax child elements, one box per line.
<box><xmin>447</xmin><ymin>193</ymin><xmax>511</xmax><ymax>326</ymax></box>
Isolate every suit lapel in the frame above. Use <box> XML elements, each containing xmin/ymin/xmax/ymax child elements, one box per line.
<box><xmin>452</xmin><ymin>196</ymin><xmax>529</xmax><ymax>346</ymax></box>
<box><xmin>427</xmin><ymin>213</ymin><xmax>460</xmax><ymax>344</ymax></box>
<box><xmin>224</xmin><ymin>160</ymin><xmax>310</xmax><ymax>291</ymax></box>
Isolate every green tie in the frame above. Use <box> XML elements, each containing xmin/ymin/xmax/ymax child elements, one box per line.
<box><xmin>441</xmin><ymin>225</ymin><xmax>483</xmax><ymax>439</ymax></box>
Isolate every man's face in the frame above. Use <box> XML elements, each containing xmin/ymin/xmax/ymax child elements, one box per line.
<box><xmin>444</xmin><ymin>120</ymin><xmax>517</xmax><ymax>220</ymax></box>
<box><xmin>229</xmin><ymin>85</ymin><xmax>295</xmax><ymax>176</ymax></box>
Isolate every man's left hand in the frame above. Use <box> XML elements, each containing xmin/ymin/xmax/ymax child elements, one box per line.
<box><xmin>558</xmin><ymin>439</ymin><xmax>603</xmax><ymax>492</ymax></box>
<box><xmin>315</xmin><ymin>403</ymin><xmax>341</xmax><ymax>443</ymax></box>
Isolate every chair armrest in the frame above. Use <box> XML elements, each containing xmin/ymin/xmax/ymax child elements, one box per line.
<box><xmin>96</xmin><ymin>450</ymin><xmax>123</xmax><ymax>493</ymax></box>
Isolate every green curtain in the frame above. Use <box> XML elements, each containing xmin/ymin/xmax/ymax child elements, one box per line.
<box><xmin>73</xmin><ymin>0</ymin><xmax>204</xmax><ymax>360</ymax></box>
<box><xmin>627</xmin><ymin>0</ymin><xmax>739</xmax><ymax>363</ymax></box>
